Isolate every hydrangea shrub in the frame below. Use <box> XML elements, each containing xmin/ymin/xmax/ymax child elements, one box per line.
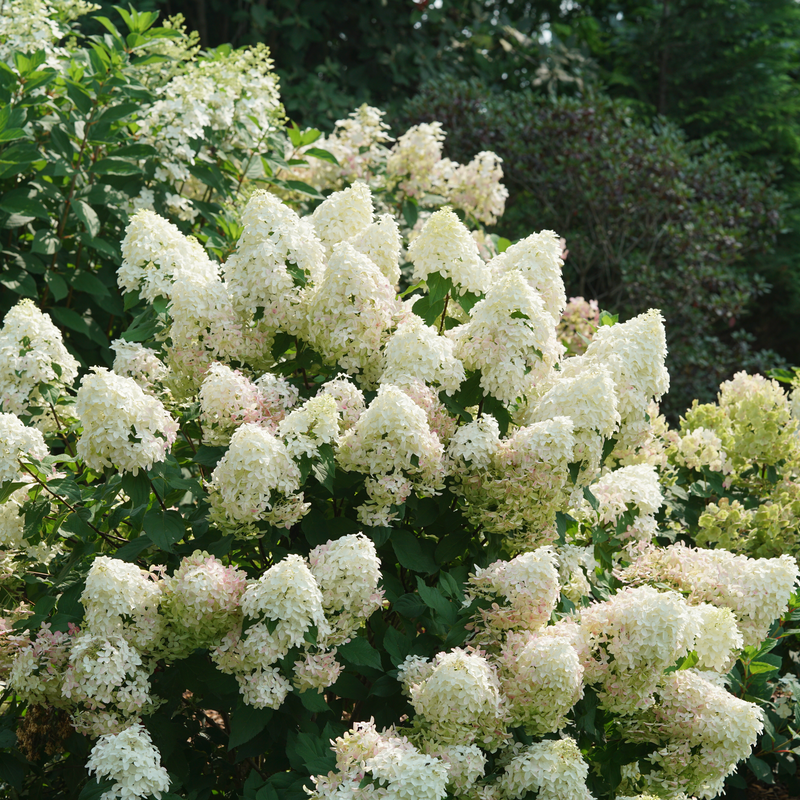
<box><xmin>0</xmin><ymin>184</ymin><xmax>797</xmax><ymax>800</ymax></box>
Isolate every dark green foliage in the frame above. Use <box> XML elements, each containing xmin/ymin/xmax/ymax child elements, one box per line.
<box><xmin>403</xmin><ymin>78</ymin><xmax>786</xmax><ymax>415</ymax></box>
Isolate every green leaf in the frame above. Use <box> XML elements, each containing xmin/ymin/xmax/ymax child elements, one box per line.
<box><xmin>0</xmin><ymin>188</ymin><xmax>48</xmax><ymax>219</ymax></box>
<box><xmin>748</xmin><ymin>755</ymin><xmax>774</xmax><ymax>784</ymax></box>
<box><xmin>143</xmin><ymin>509</ymin><xmax>185</xmax><ymax>552</ymax></box>
<box><xmin>391</xmin><ymin>529</ymin><xmax>438</xmax><ymax>575</ymax></box>
<box><xmin>50</xmin><ymin>307</ymin><xmax>108</xmax><ymax>346</ymax></box>
<box><xmin>416</xmin><ymin>577</ymin><xmax>456</xmax><ymax>624</ymax></box>
<box><xmin>91</xmin><ymin>158</ymin><xmax>141</xmax><ymax>175</ymax></box>
<box><xmin>44</xmin><ymin>270</ymin><xmax>68</xmax><ymax>301</ymax></box>
<box><xmin>228</xmin><ymin>705</ymin><xmax>273</xmax><ymax>751</ymax></box>
<box><xmin>303</xmin><ymin>147</ymin><xmax>339</xmax><ymax>165</ymax></box>
<box><xmin>402</xmin><ymin>198</ymin><xmax>418</xmax><ymax>229</ymax></box>
<box><xmin>392</xmin><ymin>593</ymin><xmax>427</xmax><ymax>618</ymax></box>
<box><xmin>31</xmin><ymin>228</ymin><xmax>60</xmax><ymax>255</ymax></box>
<box><xmin>599</xmin><ymin>310</ymin><xmax>618</xmax><ymax>327</ymax></box>
<box><xmin>747</xmin><ymin>661</ymin><xmax>780</xmax><ymax>675</ymax></box>
<box><xmin>0</xmin><ymin>481</ymin><xmax>25</xmax><ymax>504</ymax></box>
<box><xmin>383</xmin><ymin>626</ymin><xmax>412</xmax><ymax>666</ymax></box>
<box><xmin>583</xmin><ymin>487</ymin><xmax>599</xmax><ymax>511</ymax></box>
<box><xmin>72</xmin><ymin>271</ymin><xmax>109</xmax><ymax>298</ymax></box>
<box><xmin>496</xmin><ymin>236</ymin><xmax>512</xmax><ymax>253</ymax></box>
<box><xmin>282</xmin><ymin>179</ymin><xmax>324</xmax><ymax>199</ymax></box>
<box><xmin>72</xmin><ymin>200</ymin><xmax>100</xmax><ymax>237</ymax></box>
<box><xmin>337</xmin><ymin>637</ymin><xmax>383</xmax><ymax>671</ymax></box>
<box><xmin>78</xmin><ymin>779</ymin><xmax>116</xmax><ymax>800</ymax></box>
<box><xmin>121</xmin><ymin>471</ymin><xmax>151</xmax><ymax>509</ymax></box>
<box><xmin>299</xmin><ymin>689</ymin><xmax>329</xmax><ymax>712</ymax></box>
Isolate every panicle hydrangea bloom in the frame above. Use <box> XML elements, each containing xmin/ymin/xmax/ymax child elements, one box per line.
<box><xmin>398</xmin><ymin>380</ymin><xmax>458</xmax><ymax>446</ymax></box>
<box><xmin>689</xmin><ymin>371</ymin><xmax>800</xmax><ymax>470</ymax></box>
<box><xmin>385</xmin><ymin>122</ymin><xmax>447</xmax><ymax>200</ymax></box>
<box><xmin>303</xmin><ymin>242</ymin><xmax>401</xmax><ymax>387</ymax></box>
<box><xmin>311</xmin><ymin>182</ymin><xmax>374</xmax><ymax>257</ymax></box>
<box><xmin>337</xmin><ymin>384</ymin><xmax>446</xmax><ymax>525</ymax></box>
<box><xmin>447</xmin><ymin>414</ymin><xmax>502</xmax><ymax>471</ymax></box>
<box><xmin>236</xmin><ymin>667</ymin><xmax>292</xmax><ymax>710</ymax></box>
<box><xmin>81</xmin><ymin>556</ymin><xmax>163</xmax><ymax>649</ymax></box>
<box><xmin>407</xmin><ymin>207</ymin><xmax>491</xmax><ymax>296</ymax></box>
<box><xmin>166</xmin><ymin>268</ymin><xmax>250</xmax><ymax>389</ymax></box>
<box><xmin>626</xmin><ymin>670</ymin><xmax>763</xmax><ymax>800</ymax></box>
<box><xmin>557</xmin><ymin>544</ymin><xmax>597</xmax><ymax>604</ymax></box>
<box><xmin>75</xmin><ymin>368</ymin><xmax>178</xmax><ymax>475</ymax></box>
<box><xmin>454</xmin><ymin>418</ymin><xmax>575</xmax><ymax>551</ymax></box>
<box><xmin>208</xmin><ymin>422</ymin><xmax>308</xmax><ymax>530</ymax></box>
<box><xmin>8</xmin><ymin>622</ymin><xmax>73</xmax><ymax>708</ymax></box>
<box><xmin>579</xmin><ymin>586</ymin><xmax>699</xmax><ymax>714</ymax></box>
<box><xmin>498</xmin><ymin>629</ymin><xmax>584</xmax><ymax>734</ymax></box>
<box><xmin>135</xmin><ymin>44</ymin><xmax>282</xmax><ymax>194</ymax></box>
<box><xmin>0</xmin><ymin>412</ymin><xmax>48</xmax><ymax>482</ymax></box>
<box><xmin>558</xmin><ymin>297</ymin><xmax>600</xmax><ymax>356</ymax></box>
<box><xmin>380</xmin><ymin>315</ymin><xmax>465</xmax><ymax>395</ymax></box>
<box><xmin>158</xmin><ymin>551</ymin><xmax>247</xmax><ymax>658</ymax></box>
<box><xmin>498</xmin><ymin>737</ymin><xmax>593</xmax><ymax>800</ymax></box>
<box><xmin>585</xmin><ymin>463</ymin><xmax>663</xmax><ymax>525</ymax></box>
<box><xmin>422</xmin><ymin>743</ymin><xmax>486</xmax><ymax>794</ymax></box>
<box><xmin>292</xmin><ymin>650</ymin><xmax>343</xmax><ymax>694</ymax></box>
<box><xmin>692</xmin><ymin>603</ymin><xmax>743</xmax><ymax>672</ymax></box>
<box><xmin>199</xmin><ymin>363</ymin><xmax>267</xmax><ymax>444</ymax></box>
<box><xmin>0</xmin><ymin>486</ymin><xmax>30</xmax><ymax>549</ymax></box>
<box><xmin>278</xmin><ymin>393</ymin><xmax>340</xmax><ymax>459</ymax></box>
<box><xmin>351</xmin><ymin>214</ymin><xmax>402</xmax><ymax>287</ymax></box>
<box><xmin>449</xmin><ymin>271</ymin><xmax>561</xmax><ymax>404</ymax></box>
<box><xmin>670</xmin><ymin>426</ymin><xmax>731</xmax><ymax>474</ymax></box>
<box><xmin>441</xmin><ymin>150</ymin><xmax>508</xmax><ymax>226</ymax></box>
<box><xmin>308</xmin><ymin>533</ymin><xmax>383</xmax><ymax>646</ymax></box>
<box><xmin>110</xmin><ymin>340</ymin><xmax>169</xmax><ymax>395</ymax></box>
<box><xmin>526</xmin><ymin>361</ymin><xmax>619</xmax><ymax>479</ymax></box>
<box><xmin>240</xmin><ymin>554</ymin><xmax>329</xmax><ymax>650</ymax></box>
<box><xmin>118</xmin><ymin>210</ymin><xmax>218</xmax><ymax>302</ymax></box>
<box><xmin>580</xmin><ymin>309</ymin><xmax>670</xmax><ymax>451</ymax></box>
<box><xmin>223</xmin><ymin>191</ymin><xmax>324</xmax><ymax>329</ymax></box>
<box><xmin>488</xmin><ymin>230</ymin><xmax>566</xmax><ymax>324</ymax></box>
<box><xmin>300</xmin><ymin>104</ymin><xmax>393</xmax><ymax>190</ymax></box>
<box><xmin>617</xmin><ymin>542</ymin><xmax>800</xmax><ymax>647</ymax></box>
<box><xmin>309</xmin><ymin>720</ymin><xmax>449</xmax><ymax>800</ymax></box>
<box><xmin>86</xmin><ymin>722</ymin><xmax>170</xmax><ymax>800</ymax></box>
<box><xmin>61</xmin><ymin>632</ymin><xmax>156</xmax><ymax>725</ymax></box>
<box><xmin>466</xmin><ymin>548</ymin><xmax>561</xmax><ymax>636</ymax></box>
<box><xmin>0</xmin><ymin>299</ymin><xmax>79</xmax><ymax>419</ymax></box>
<box><xmin>319</xmin><ymin>376</ymin><xmax>366</xmax><ymax>433</ymax></box>
<box><xmin>404</xmin><ymin>648</ymin><xmax>507</xmax><ymax>749</ymax></box>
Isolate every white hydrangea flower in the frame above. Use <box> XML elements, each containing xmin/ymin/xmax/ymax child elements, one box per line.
<box><xmin>449</xmin><ymin>271</ymin><xmax>561</xmax><ymax>404</ymax></box>
<box><xmin>0</xmin><ymin>299</ymin><xmax>79</xmax><ymax>418</ymax></box>
<box><xmin>237</xmin><ymin>666</ymin><xmax>292</xmax><ymax>710</ymax></box>
<box><xmin>8</xmin><ymin>623</ymin><xmax>73</xmax><ymax>708</ymax></box>
<box><xmin>311</xmin><ymin>182</ymin><xmax>374</xmax><ymax>257</ymax></box>
<box><xmin>75</xmin><ymin>368</ymin><xmax>178</xmax><ymax>475</ymax></box>
<box><xmin>618</xmin><ymin>542</ymin><xmax>800</xmax><ymax>648</ymax></box>
<box><xmin>350</xmin><ymin>213</ymin><xmax>402</xmax><ymax>287</ymax></box>
<box><xmin>447</xmin><ymin>414</ymin><xmax>501</xmax><ymax>471</ymax></box>
<box><xmin>405</xmin><ymin>648</ymin><xmax>507</xmax><ymax>749</ymax></box>
<box><xmin>366</xmin><ymin>741</ymin><xmax>449</xmax><ymax>800</ymax></box>
<box><xmin>111</xmin><ymin>340</ymin><xmax>169</xmax><ymax>395</ymax></box>
<box><xmin>223</xmin><ymin>190</ymin><xmax>324</xmax><ymax>331</ymax></box>
<box><xmin>308</xmin><ymin>533</ymin><xmax>384</xmax><ymax>645</ymax></box>
<box><xmin>386</xmin><ymin>122</ymin><xmax>446</xmax><ymax>200</ymax></box>
<box><xmin>81</xmin><ymin>556</ymin><xmax>163</xmax><ymax>648</ymax></box>
<box><xmin>441</xmin><ymin>150</ymin><xmax>508</xmax><ymax>227</ymax></box>
<box><xmin>557</xmin><ymin>544</ymin><xmax>597</xmax><ymax>604</ymax></box>
<box><xmin>278</xmin><ymin>393</ymin><xmax>340</xmax><ymax>459</ymax></box>
<box><xmin>467</xmin><ymin>548</ymin><xmax>561</xmax><ymax>634</ymax></box>
<box><xmin>303</xmin><ymin>242</ymin><xmax>401</xmax><ymax>387</ymax></box>
<box><xmin>498</xmin><ymin>738</ymin><xmax>592</xmax><ymax>800</ymax></box>
<box><xmin>0</xmin><ymin>412</ymin><xmax>48</xmax><ymax>482</ymax></box>
<box><xmin>580</xmin><ymin>309</ymin><xmax>669</xmax><ymax>451</ymax></box>
<box><xmin>118</xmin><ymin>210</ymin><xmax>217</xmax><ymax>302</ymax></box>
<box><xmin>587</xmin><ymin>463</ymin><xmax>663</xmax><ymax>524</ymax></box>
<box><xmin>380</xmin><ymin>315</ymin><xmax>465</xmax><ymax>395</ymax></box>
<box><xmin>672</xmin><ymin>426</ymin><xmax>731</xmax><ymax>474</ymax></box>
<box><xmin>407</xmin><ymin>207</ymin><xmax>491</xmax><ymax>296</ymax></box>
<box><xmin>167</xmin><ymin>267</ymin><xmax>248</xmax><ymax>388</ymax></box>
<box><xmin>337</xmin><ymin>384</ymin><xmax>445</xmax><ymax>525</ymax></box>
<box><xmin>423</xmin><ymin>743</ymin><xmax>486</xmax><ymax>794</ymax></box>
<box><xmin>692</xmin><ymin>603</ymin><xmax>743</xmax><ymax>672</ymax></box>
<box><xmin>86</xmin><ymin>723</ymin><xmax>170</xmax><ymax>800</ymax></box>
<box><xmin>488</xmin><ymin>230</ymin><xmax>566</xmax><ymax>323</ymax></box>
<box><xmin>293</xmin><ymin>650</ymin><xmax>343</xmax><ymax>694</ymax></box>
<box><xmin>319</xmin><ymin>376</ymin><xmax>366</xmax><ymax>432</ymax></box>
<box><xmin>399</xmin><ymin>380</ymin><xmax>458</xmax><ymax>446</ymax></box>
<box><xmin>208</xmin><ymin>423</ymin><xmax>308</xmax><ymax>529</ymax></box>
<box><xmin>0</xmin><ymin>486</ymin><xmax>29</xmax><ymax>549</ymax></box>
<box><xmin>241</xmin><ymin>554</ymin><xmax>329</xmax><ymax>648</ymax></box>
<box><xmin>580</xmin><ymin>585</ymin><xmax>699</xmax><ymax>714</ymax></box>
<box><xmin>498</xmin><ymin>630</ymin><xmax>584</xmax><ymax>734</ymax></box>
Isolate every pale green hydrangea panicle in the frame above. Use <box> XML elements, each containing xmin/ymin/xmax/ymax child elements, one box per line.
<box><xmin>310</xmin><ymin>182</ymin><xmax>374</xmax><ymax>258</ymax></box>
<box><xmin>0</xmin><ymin>411</ymin><xmax>48</xmax><ymax>483</ymax></box>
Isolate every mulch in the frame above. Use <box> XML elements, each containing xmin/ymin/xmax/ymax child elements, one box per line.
<box><xmin>747</xmin><ymin>780</ymin><xmax>797</xmax><ymax>799</ymax></box>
